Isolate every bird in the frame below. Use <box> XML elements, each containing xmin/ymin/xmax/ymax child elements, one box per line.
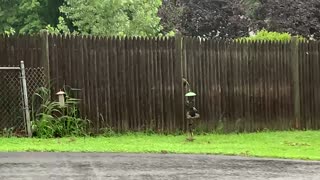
<box><xmin>189</xmin><ymin>107</ymin><xmax>198</xmax><ymax>117</ymax></box>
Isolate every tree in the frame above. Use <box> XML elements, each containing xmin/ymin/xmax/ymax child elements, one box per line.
<box><xmin>160</xmin><ymin>0</ymin><xmax>320</xmax><ymax>40</ymax></box>
<box><xmin>41</xmin><ymin>0</ymin><xmax>64</xmax><ymax>26</ymax></box>
<box><xmin>0</xmin><ymin>0</ymin><xmax>63</xmax><ymax>34</ymax></box>
<box><xmin>15</xmin><ymin>0</ymin><xmax>45</xmax><ymax>34</ymax></box>
<box><xmin>164</xmin><ymin>0</ymin><xmax>250</xmax><ymax>38</ymax></box>
<box><xmin>0</xmin><ymin>0</ymin><xmax>20</xmax><ymax>32</ymax></box>
<box><xmin>60</xmin><ymin>0</ymin><xmax>163</xmax><ymax>36</ymax></box>
<box><xmin>250</xmin><ymin>0</ymin><xmax>320</xmax><ymax>39</ymax></box>
<box><xmin>158</xmin><ymin>0</ymin><xmax>184</xmax><ymax>34</ymax></box>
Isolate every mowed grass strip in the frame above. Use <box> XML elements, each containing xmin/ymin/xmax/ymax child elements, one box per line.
<box><xmin>0</xmin><ymin>131</ymin><xmax>319</xmax><ymax>160</ymax></box>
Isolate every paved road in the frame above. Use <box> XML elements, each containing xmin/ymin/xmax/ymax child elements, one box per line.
<box><xmin>0</xmin><ymin>153</ymin><xmax>320</xmax><ymax>180</ymax></box>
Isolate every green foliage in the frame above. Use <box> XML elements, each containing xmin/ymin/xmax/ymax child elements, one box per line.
<box><xmin>15</xmin><ymin>0</ymin><xmax>44</xmax><ymax>34</ymax></box>
<box><xmin>31</xmin><ymin>87</ymin><xmax>89</xmax><ymax>138</ymax></box>
<box><xmin>159</xmin><ymin>30</ymin><xmax>176</xmax><ymax>37</ymax></box>
<box><xmin>238</xmin><ymin>29</ymin><xmax>306</xmax><ymax>41</ymax></box>
<box><xmin>60</xmin><ymin>0</ymin><xmax>163</xmax><ymax>36</ymax></box>
<box><xmin>4</xmin><ymin>27</ymin><xmax>16</xmax><ymax>36</ymax></box>
<box><xmin>46</xmin><ymin>16</ymin><xmax>71</xmax><ymax>34</ymax></box>
<box><xmin>0</xmin><ymin>0</ymin><xmax>63</xmax><ymax>34</ymax></box>
<box><xmin>214</xmin><ymin>119</ymin><xmax>225</xmax><ymax>134</ymax></box>
<box><xmin>173</xmin><ymin>129</ymin><xmax>184</xmax><ymax>136</ymax></box>
<box><xmin>100</xmin><ymin>127</ymin><xmax>117</xmax><ymax>137</ymax></box>
<box><xmin>145</xmin><ymin>128</ymin><xmax>156</xmax><ymax>136</ymax></box>
<box><xmin>0</xmin><ymin>0</ymin><xmax>172</xmax><ymax>36</ymax></box>
<box><xmin>0</xmin><ymin>0</ymin><xmax>19</xmax><ymax>33</ymax></box>
<box><xmin>1</xmin><ymin>127</ymin><xmax>14</xmax><ymax>138</ymax></box>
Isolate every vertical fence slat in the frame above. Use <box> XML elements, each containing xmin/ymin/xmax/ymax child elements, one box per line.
<box><xmin>151</xmin><ymin>37</ymin><xmax>156</xmax><ymax>131</ymax></box>
<box><xmin>174</xmin><ymin>36</ymin><xmax>184</xmax><ymax>131</ymax></box>
<box><xmin>310</xmin><ymin>41</ymin><xmax>317</xmax><ymax>130</ymax></box>
<box><xmin>141</xmin><ymin>37</ymin><xmax>147</xmax><ymax>130</ymax></box>
<box><xmin>154</xmin><ymin>37</ymin><xmax>160</xmax><ymax>131</ymax></box>
<box><xmin>244</xmin><ymin>41</ymin><xmax>250</xmax><ymax>130</ymax></box>
<box><xmin>205</xmin><ymin>39</ymin><xmax>211</xmax><ymax>130</ymax></box>
<box><xmin>159</xmin><ymin>37</ymin><xmax>164</xmax><ymax>131</ymax></box>
<box><xmin>100</xmin><ymin>37</ymin><xmax>107</xmax><ymax>129</ymax></box>
<box><xmin>316</xmin><ymin>42</ymin><xmax>320</xmax><ymax>129</ymax></box>
<box><xmin>286</xmin><ymin>41</ymin><xmax>293</xmax><ymax>128</ymax></box>
<box><xmin>168</xmin><ymin>38</ymin><xmax>174</xmax><ymax>131</ymax></box>
<box><xmin>268</xmin><ymin>41</ymin><xmax>274</xmax><ymax>129</ymax></box>
<box><xmin>163</xmin><ymin>37</ymin><xmax>170</xmax><ymax>131</ymax></box>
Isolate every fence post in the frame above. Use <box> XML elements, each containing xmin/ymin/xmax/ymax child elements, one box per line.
<box><xmin>40</xmin><ymin>30</ymin><xmax>50</xmax><ymax>87</ymax></box>
<box><xmin>291</xmin><ymin>37</ymin><xmax>300</xmax><ymax>129</ymax></box>
<box><xmin>20</xmin><ymin>61</ymin><xmax>32</xmax><ymax>137</ymax></box>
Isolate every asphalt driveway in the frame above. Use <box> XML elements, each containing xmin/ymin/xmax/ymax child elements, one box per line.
<box><xmin>0</xmin><ymin>153</ymin><xmax>319</xmax><ymax>180</ymax></box>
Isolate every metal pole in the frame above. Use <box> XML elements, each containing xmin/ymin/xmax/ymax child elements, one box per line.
<box><xmin>0</xmin><ymin>67</ymin><xmax>20</xmax><ymax>70</ymax></box>
<box><xmin>20</xmin><ymin>61</ymin><xmax>32</xmax><ymax>137</ymax></box>
<box><xmin>19</xmin><ymin>73</ymin><xmax>27</xmax><ymax>134</ymax></box>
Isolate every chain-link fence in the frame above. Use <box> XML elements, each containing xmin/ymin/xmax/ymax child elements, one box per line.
<box><xmin>0</xmin><ymin>64</ymin><xmax>46</xmax><ymax>136</ymax></box>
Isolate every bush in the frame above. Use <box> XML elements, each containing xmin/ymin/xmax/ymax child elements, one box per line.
<box><xmin>238</xmin><ymin>29</ymin><xmax>306</xmax><ymax>41</ymax></box>
<box><xmin>31</xmin><ymin>87</ymin><xmax>89</xmax><ymax>138</ymax></box>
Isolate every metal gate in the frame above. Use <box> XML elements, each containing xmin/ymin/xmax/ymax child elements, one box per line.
<box><xmin>0</xmin><ymin>61</ymin><xmax>32</xmax><ymax>137</ymax></box>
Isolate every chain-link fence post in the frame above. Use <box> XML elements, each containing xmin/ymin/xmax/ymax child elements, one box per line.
<box><xmin>20</xmin><ymin>61</ymin><xmax>32</xmax><ymax>137</ymax></box>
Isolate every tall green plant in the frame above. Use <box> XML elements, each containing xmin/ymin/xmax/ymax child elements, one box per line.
<box><xmin>31</xmin><ymin>87</ymin><xmax>89</xmax><ymax>138</ymax></box>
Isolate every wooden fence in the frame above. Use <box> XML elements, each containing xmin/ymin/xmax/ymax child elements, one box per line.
<box><xmin>1</xmin><ymin>33</ymin><xmax>320</xmax><ymax>132</ymax></box>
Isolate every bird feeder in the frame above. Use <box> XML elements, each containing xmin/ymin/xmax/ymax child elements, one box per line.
<box><xmin>185</xmin><ymin>91</ymin><xmax>197</xmax><ymax>111</ymax></box>
<box><xmin>185</xmin><ymin>91</ymin><xmax>199</xmax><ymax>119</ymax></box>
<box><xmin>56</xmin><ymin>90</ymin><xmax>66</xmax><ymax>107</ymax></box>
<box><xmin>185</xmin><ymin>91</ymin><xmax>196</xmax><ymax>97</ymax></box>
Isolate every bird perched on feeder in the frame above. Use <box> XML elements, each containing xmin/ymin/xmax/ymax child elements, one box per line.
<box><xmin>185</xmin><ymin>98</ymin><xmax>198</xmax><ymax>118</ymax></box>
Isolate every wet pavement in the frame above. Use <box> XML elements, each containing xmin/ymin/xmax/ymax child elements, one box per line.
<box><xmin>0</xmin><ymin>152</ymin><xmax>320</xmax><ymax>180</ymax></box>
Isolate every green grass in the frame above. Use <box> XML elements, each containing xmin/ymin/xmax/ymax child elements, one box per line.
<box><xmin>1</xmin><ymin>131</ymin><xmax>319</xmax><ymax>160</ymax></box>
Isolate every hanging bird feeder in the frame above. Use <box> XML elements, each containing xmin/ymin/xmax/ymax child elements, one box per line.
<box><xmin>56</xmin><ymin>90</ymin><xmax>66</xmax><ymax>107</ymax></box>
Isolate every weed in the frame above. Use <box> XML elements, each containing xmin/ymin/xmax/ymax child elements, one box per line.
<box><xmin>235</xmin><ymin>118</ymin><xmax>243</xmax><ymax>133</ymax></box>
<box><xmin>144</xmin><ymin>119</ymin><xmax>157</xmax><ymax>135</ymax></box>
<box><xmin>173</xmin><ymin>129</ymin><xmax>184</xmax><ymax>136</ymax></box>
<box><xmin>214</xmin><ymin>119</ymin><xmax>225</xmax><ymax>134</ymax></box>
<box><xmin>145</xmin><ymin>128</ymin><xmax>156</xmax><ymax>135</ymax></box>
<box><xmin>100</xmin><ymin>127</ymin><xmax>117</xmax><ymax>137</ymax></box>
<box><xmin>2</xmin><ymin>127</ymin><xmax>14</xmax><ymax>137</ymax></box>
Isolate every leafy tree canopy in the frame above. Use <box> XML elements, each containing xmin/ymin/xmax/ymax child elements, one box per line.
<box><xmin>60</xmin><ymin>0</ymin><xmax>163</xmax><ymax>36</ymax></box>
<box><xmin>251</xmin><ymin>0</ymin><xmax>320</xmax><ymax>39</ymax></box>
<box><xmin>0</xmin><ymin>0</ymin><xmax>63</xmax><ymax>34</ymax></box>
<box><xmin>1</xmin><ymin>0</ymin><xmax>320</xmax><ymax>39</ymax></box>
<box><xmin>0</xmin><ymin>0</ymin><xmax>164</xmax><ymax>37</ymax></box>
<box><xmin>160</xmin><ymin>0</ymin><xmax>320</xmax><ymax>40</ymax></box>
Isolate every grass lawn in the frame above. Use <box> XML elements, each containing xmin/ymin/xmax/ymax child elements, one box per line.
<box><xmin>0</xmin><ymin>131</ymin><xmax>319</xmax><ymax>160</ymax></box>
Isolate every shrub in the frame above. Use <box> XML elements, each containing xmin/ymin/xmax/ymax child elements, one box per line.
<box><xmin>238</xmin><ymin>29</ymin><xmax>306</xmax><ymax>41</ymax></box>
<box><xmin>31</xmin><ymin>87</ymin><xmax>89</xmax><ymax>138</ymax></box>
